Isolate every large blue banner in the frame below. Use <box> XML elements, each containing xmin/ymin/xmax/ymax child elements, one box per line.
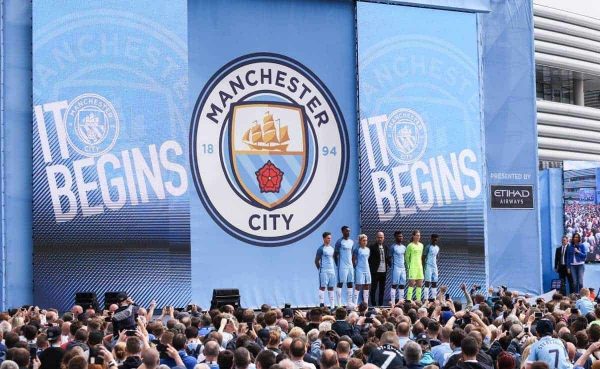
<box><xmin>32</xmin><ymin>0</ymin><xmax>190</xmax><ymax>310</ymax></box>
<box><xmin>188</xmin><ymin>0</ymin><xmax>358</xmax><ymax>308</ymax></box>
<box><xmin>357</xmin><ymin>1</ymin><xmax>486</xmax><ymax>297</ymax></box>
<box><xmin>480</xmin><ymin>0</ymin><xmax>541</xmax><ymax>294</ymax></box>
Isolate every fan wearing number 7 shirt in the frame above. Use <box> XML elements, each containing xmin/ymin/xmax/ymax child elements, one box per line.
<box><xmin>525</xmin><ymin>319</ymin><xmax>583</xmax><ymax>369</ymax></box>
<box><xmin>367</xmin><ymin>331</ymin><xmax>406</xmax><ymax>369</ymax></box>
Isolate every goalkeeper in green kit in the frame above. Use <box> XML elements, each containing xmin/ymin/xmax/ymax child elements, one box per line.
<box><xmin>405</xmin><ymin>229</ymin><xmax>424</xmax><ymax>301</ymax></box>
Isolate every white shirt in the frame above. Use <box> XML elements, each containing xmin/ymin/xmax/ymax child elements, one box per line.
<box><xmin>221</xmin><ymin>332</ymin><xmax>233</xmax><ymax>348</ymax></box>
<box><xmin>377</xmin><ymin>244</ymin><xmax>386</xmax><ymax>273</ymax></box>
<box><xmin>398</xmin><ymin>336</ymin><xmax>410</xmax><ymax>350</ymax></box>
<box><xmin>292</xmin><ymin>360</ymin><xmax>316</xmax><ymax>369</ymax></box>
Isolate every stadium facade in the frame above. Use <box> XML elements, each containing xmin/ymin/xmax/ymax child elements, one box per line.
<box><xmin>535</xmin><ymin>0</ymin><xmax>600</xmax><ymax>166</ymax></box>
<box><xmin>563</xmin><ymin>168</ymin><xmax>600</xmax><ymax>204</ymax></box>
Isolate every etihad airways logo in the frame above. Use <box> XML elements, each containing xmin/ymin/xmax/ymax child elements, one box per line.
<box><xmin>490</xmin><ymin>185</ymin><xmax>534</xmax><ymax>209</ymax></box>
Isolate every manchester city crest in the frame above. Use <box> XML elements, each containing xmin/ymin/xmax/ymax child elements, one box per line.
<box><xmin>64</xmin><ymin>93</ymin><xmax>119</xmax><ymax>157</ymax></box>
<box><xmin>385</xmin><ymin>108</ymin><xmax>427</xmax><ymax>164</ymax></box>
<box><xmin>190</xmin><ymin>53</ymin><xmax>349</xmax><ymax>247</ymax></box>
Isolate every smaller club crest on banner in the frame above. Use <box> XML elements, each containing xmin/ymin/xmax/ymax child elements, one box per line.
<box><xmin>64</xmin><ymin>93</ymin><xmax>120</xmax><ymax>157</ymax></box>
<box><xmin>230</xmin><ymin>102</ymin><xmax>308</xmax><ymax>209</ymax></box>
<box><xmin>385</xmin><ymin>108</ymin><xmax>427</xmax><ymax>164</ymax></box>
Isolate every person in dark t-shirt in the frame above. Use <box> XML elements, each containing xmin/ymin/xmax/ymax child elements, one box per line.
<box><xmin>39</xmin><ymin>326</ymin><xmax>64</xmax><ymax>369</ymax></box>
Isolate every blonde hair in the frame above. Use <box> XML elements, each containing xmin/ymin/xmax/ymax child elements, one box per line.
<box><xmin>288</xmin><ymin>327</ymin><xmax>306</xmax><ymax>340</ymax></box>
<box><xmin>1</xmin><ymin>361</ymin><xmax>19</xmax><ymax>369</ymax></box>
<box><xmin>10</xmin><ymin>317</ymin><xmax>24</xmax><ymax>330</ymax></box>
<box><xmin>520</xmin><ymin>344</ymin><xmax>537</xmax><ymax>369</ymax></box>
<box><xmin>318</xmin><ymin>321</ymin><xmax>332</xmax><ymax>333</ymax></box>
<box><xmin>522</xmin><ymin>336</ymin><xmax>538</xmax><ymax>350</ymax></box>
<box><xmin>358</xmin><ymin>234</ymin><xmax>368</xmax><ymax>242</ymax></box>
<box><xmin>113</xmin><ymin>342</ymin><xmax>127</xmax><ymax>362</ymax></box>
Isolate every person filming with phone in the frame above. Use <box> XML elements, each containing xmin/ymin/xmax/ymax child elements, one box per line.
<box><xmin>112</xmin><ymin>293</ymin><xmax>140</xmax><ymax>341</ymax></box>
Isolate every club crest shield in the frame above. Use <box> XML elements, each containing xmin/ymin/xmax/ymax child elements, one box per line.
<box><xmin>230</xmin><ymin>102</ymin><xmax>308</xmax><ymax>209</ymax></box>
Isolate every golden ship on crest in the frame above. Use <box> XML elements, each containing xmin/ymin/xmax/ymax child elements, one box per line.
<box><xmin>242</xmin><ymin>111</ymin><xmax>290</xmax><ymax>152</ymax></box>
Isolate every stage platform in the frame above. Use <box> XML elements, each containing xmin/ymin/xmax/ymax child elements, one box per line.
<box><xmin>584</xmin><ymin>264</ymin><xmax>600</xmax><ymax>290</ymax></box>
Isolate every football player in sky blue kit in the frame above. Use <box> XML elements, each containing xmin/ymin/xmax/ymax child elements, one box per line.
<box><xmin>526</xmin><ymin>320</ymin><xmax>572</xmax><ymax>369</ymax></box>
<box><xmin>315</xmin><ymin>232</ymin><xmax>337</xmax><ymax>308</ymax></box>
<box><xmin>334</xmin><ymin>225</ymin><xmax>355</xmax><ymax>307</ymax></box>
<box><xmin>352</xmin><ymin>234</ymin><xmax>371</xmax><ymax>306</ymax></box>
<box><xmin>390</xmin><ymin>231</ymin><xmax>407</xmax><ymax>306</ymax></box>
<box><xmin>423</xmin><ymin>234</ymin><xmax>440</xmax><ymax>300</ymax></box>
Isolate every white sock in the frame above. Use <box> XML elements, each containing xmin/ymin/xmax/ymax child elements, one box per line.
<box><xmin>399</xmin><ymin>288</ymin><xmax>404</xmax><ymax>300</ymax></box>
<box><xmin>319</xmin><ymin>290</ymin><xmax>325</xmax><ymax>304</ymax></box>
<box><xmin>423</xmin><ymin>287</ymin><xmax>430</xmax><ymax>300</ymax></box>
<box><xmin>363</xmin><ymin>290</ymin><xmax>369</xmax><ymax>305</ymax></box>
<box><xmin>353</xmin><ymin>289</ymin><xmax>360</xmax><ymax>306</ymax></box>
<box><xmin>347</xmin><ymin>287</ymin><xmax>353</xmax><ymax>306</ymax></box>
<box><xmin>336</xmin><ymin>288</ymin><xmax>342</xmax><ymax>306</ymax></box>
<box><xmin>328</xmin><ymin>290</ymin><xmax>335</xmax><ymax>308</ymax></box>
<box><xmin>432</xmin><ymin>287</ymin><xmax>438</xmax><ymax>299</ymax></box>
<box><xmin>390</xmin><ymin>288</ymin><xmax>396</xmax><ymax>305</ymax></box>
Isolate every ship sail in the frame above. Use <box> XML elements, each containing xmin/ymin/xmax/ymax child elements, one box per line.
<box><xmin>263</xmin><ymin>112</ymin><xmax>274</xmax><ymax>123</ymax></box>
<box><xmin>279</xmin><ymin>125</ymin><xmax>289</xmax><ymax>143</ymax></box>
<box><xmin>262</xmin><ymin>112</ymin><xmax>279</xmax><ymax>143</ymax></box>
<box><xmin>242</xmin><ymin>111</ymin><xmax>290</xmax><ymax>151</ymax></box>
<box><xmin>250</xmin><ymin>123</ymin><xmax>263</xmax><ymax>143</ymax></box>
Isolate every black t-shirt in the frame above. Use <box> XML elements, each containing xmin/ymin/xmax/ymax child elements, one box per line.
<box><xmin>303</xmin><ymin>322</ymin><xmax>320</xmax><ymax>333</ymax></box>
<box><xmin>339</xmin><ymin>358</ymin><xmax>348</xmax><ymax>368</ymax></box>
<box><xmin>118</xmin><ymin>356</ymin><xmax>143</xmax><ymax>369</ymax></box>
<box><xmin>368</xmin><ymin>344</ymin><xmax>406</xmax><ymax>369</ymax></box>
<box><xmin>331</xmin><ymin>321</ymin><xmax>354</xmax><ymax>337</ymax></box>
<box><xmin>39</xmin><ymin>346</ymin><xmax>65</xmax><ymax>369</ymax></box>
<box><xmin>443</xmin><ymin>351</ymin><xmax>493</xmax><ymax>369</ymax></box>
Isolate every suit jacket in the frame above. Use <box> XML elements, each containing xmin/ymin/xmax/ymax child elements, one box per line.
<box><xmin>555</xmin><ymin>244</ymin><xmax>569</xmax><ymax>270</ymax></box>
<box><xmin>368</xmin><ymin>242</ymin><xmax>390</xmax><ymax>274</ymax></box>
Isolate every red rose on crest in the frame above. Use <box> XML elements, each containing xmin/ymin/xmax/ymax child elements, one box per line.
<box><xmin>256</xmin><ymin>161</ymin><xmax>284</xmax><ymax>193</ymax></box>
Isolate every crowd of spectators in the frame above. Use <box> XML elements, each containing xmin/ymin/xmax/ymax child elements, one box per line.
<box><xmin>564</xmin><ymin>203</ymin><xmax>600</xmax><ymax>263</ymax></box>
<box><xmin>0</xmin><ymin>287</ymin><xmax>599</xmax><ymax>369</ymax></box>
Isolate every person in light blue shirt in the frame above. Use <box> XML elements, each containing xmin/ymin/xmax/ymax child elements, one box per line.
<box><xmin>575</xmin><ymin>288</ymin><xmax>595</xmax><ymax>315</ymax></box>
<box><xmin>423</xmin><ymin>234</ymin><xmax>440</xmax><ymax>301</ymax></box>
<box><xmin>352</xmin><ymin>234</ymin><xmax>371</xmax><ymax>306</ymax></box>
<box><xmin>431</xmin><ymin>327</ymin><xmax>453</xmax><ymax>367</ymax></box>
<box><xmin>390</xmin><ymin>231</ymin><xmax>407</xmax><ymax>306</ymax></box>
<box><xmin>526</xmin><ymin>320</ymin><xmax>571</xmax><ymax>369</ymax></box>
<box><xmin>334</xmin><ymin>226</ymin><xmax>356</xmax><ymax>307</ymax></box>
<box><xmin>315</xmin><ymin>232</ymin><xmax>337</xmax><ymax>308</ymax></box>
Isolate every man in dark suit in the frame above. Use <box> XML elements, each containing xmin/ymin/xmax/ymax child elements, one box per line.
<box><xmin>554</xmin><ymin>235</ymin><xmax>573</xmax><ymax>295</ymax></box>
<box><xmin>369</xmin><ymin>231</ymin><xmax>390</xmax><ymax>306</ymax></box>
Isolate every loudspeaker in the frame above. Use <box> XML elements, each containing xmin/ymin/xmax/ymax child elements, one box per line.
<box><xmin>75</xmin><ymin>292</ymin><xmax>100</xmax><ymax>311</ymax></box>
<box><xmin>104</xmin><ymin>291</ymin><xmax>127</xmax><ymax>310</ymax></box>
<box><xmin>211</xmin><ymin>289</ymin><xmax>240</xmax><ymax>309</ymax></box>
